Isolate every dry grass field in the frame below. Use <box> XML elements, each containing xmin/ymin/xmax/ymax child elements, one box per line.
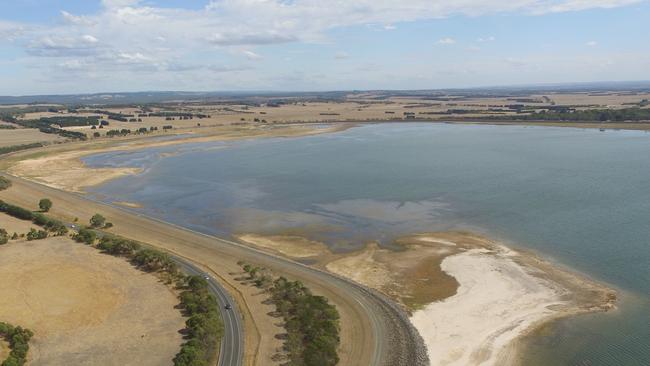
<box><xmin>0</xmin><ymin>129</ymin><xmax>63</xmax><ymax>148</ymax></box>
<box><xmin>0</xmin><ymin>236</ymin><xmax>184</xmax><ymax>366</ymax></box>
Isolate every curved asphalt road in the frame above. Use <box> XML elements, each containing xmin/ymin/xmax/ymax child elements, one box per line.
<box><xmin>63</xmin><ymin>222</ymin><xmax>244</xmax><ymax>366</ymax></box>
<box><xmin>174</xmin><ymin>259</ymin><xmax>244</xmax><ymax>366</ymax></box>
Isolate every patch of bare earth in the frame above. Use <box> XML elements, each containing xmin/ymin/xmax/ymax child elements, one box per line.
<box><xmin>236</xmin><ymin>234</ymin><xmax>330</xmax><ymax>258</ymax></box>
<box><xmin>325</xmin><ymin>232</ymin><xmax>492</xmax><ymax>311</ymax></box>
<box><xmin>0</xmin><ymin>236</ymin><xmax>184</xmax><ymax>366</ymax></box>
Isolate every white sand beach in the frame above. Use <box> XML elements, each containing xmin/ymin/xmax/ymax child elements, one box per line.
<box><xmin>410</xmin><ymin>247</ymin><xmax>567</xmax><ymax>366</ymax></box>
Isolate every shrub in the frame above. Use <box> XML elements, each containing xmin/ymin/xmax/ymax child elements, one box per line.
<box><xmin>0</xmin><ymin>322</ymin><xmax>34</xmax><ymax>366</ymax></box>
<box><xmin>31</xmin><ymin>213</ymin><xmax>67</xmax><ymax>235</ymax></box>
<box><xmin>90</xmin><ymin>214</ymin><xmax>106</xmax><ymax>228</ymax></box>
<box><xmin>132</xmin><ymin>248</ymin><xmax>177</xmax><ymax>273</ymax></box>
<box><xmin>97</xmin><ymin>236</ymin><xmax>141</xmax><ymax>256</ymax></box>
<box><xmin>0</xmin><ymin>228</ymin><xmax>8</xmax><ymax>245</ymax></box>
<box><xmin>26</xmin><ymin>228</ymin><xmax>48</xmax><ymax>241</ymax></box>
<box><xmin>38</xmin><ymin>198</ymin><xmax>52</xmax><ymax>212</ymax></box>
<box><xmin>0</xmin><ymin>176</ymin><xmax>11</xmax><ymax>191</ymax></box>
<box><xmin>74</xmin><ymin>228</ymin><xmax>96</xmax><ymax>245</ymax></box>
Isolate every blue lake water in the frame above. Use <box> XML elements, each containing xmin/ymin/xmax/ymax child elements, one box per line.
<box><xmin>85</xmin><ymin>123</ymin><xmax>650</xmax><ymax>365</ymax></box>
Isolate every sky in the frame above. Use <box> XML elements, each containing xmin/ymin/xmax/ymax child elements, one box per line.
<box><xmin>0</xmin><ymin>0</ymin><xmax>648</xmax><ymax>95</ymax></box>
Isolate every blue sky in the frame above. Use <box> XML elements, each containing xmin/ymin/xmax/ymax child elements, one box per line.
<box><xmin>0</xmin><ymin>0</ymin><xmax>648</xmax><ymax>95</ymax></box>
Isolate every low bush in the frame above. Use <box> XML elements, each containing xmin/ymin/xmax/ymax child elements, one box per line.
<box><xmin>0</xmin><ymin>177</ymin><xmax>11</xmax><ymax>191</ymax></box>
<box><xmin>0</xmin><ymin>228</ymin><xmax>8</xmax><ymax>245</ymax></box>
<box><xmin>73</xmin><ymin>228</ymin><xmax>96</xmax><ymax>245</ymax></box>
<box><xmin>0</xmin><ymin>322</ymin><xmax>34</xmax><ymax>366</ymax></box>
<box><xmin>90</xmin><ymin>214</ymin><xmax>106</xmax><ymax>228</ymax></box>
<box><xmin>26</xmin><ymin>228</ymin><xmax>47</xmax><ymax>241</ymax></box>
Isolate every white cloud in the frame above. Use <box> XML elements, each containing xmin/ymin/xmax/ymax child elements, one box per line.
<box><xmin>539</xmin><ymin>0</ymin><xmax>642</xmax><ymax>13</ymax></box>
<box><xmin>477</xmin><ymin>36</ymin><xmax>496</xmax><ymax>42</ymax></box>
<box><xmin>61</xmin><ymin>11</ymin><xmax>96</xmax><ymax>26</ymax></box>
<box><xmin>117</xmin><ymin>52</ymin><xmax>150</xmax><ymax>63</ymax></box>
<box><xmin>335</xmin><ymin>51</ymin><xmax>349</xmax><ymax>59</ymax></box>
<box><xmin>586</xmin><ymin>40</ymin><xmax>598</xmax><ymax>46</ymax></box>
<box><xmin>0</xmin><ymin>0</ymin><xmax>645</xmax><ymax>93</ymax></box>
<box><xmin>102</xmin><ymin>0</ymin><xmax>141</xmax><ymax>8</ymax></box>
<box><xmin>437</xmin><ymin>37</ymin><xmax>456</xmax><ymax>45</ymax></box>
<box><xmin>58</xmin><ymin>59</ymin><xmax>88</xmax><ymax>70</ymax></box>
<box><xmin>0</xmin><ymin>21</ymin><xmax>27</xmax><ymax>42</ymax></box>
<box><xmin>82</xmin><ymin>35</ymin><xmax>99</xmax><ymax>43</ymax></box>
<box><xmin>208</xmin><ymin>32</ymin><xmax>296</xmax><ymax>46</ymax></box>
<box><xmin>242</xmin><ymin>50</ymin><xmax>262</xmax><ymax>60</ymax></box>
<box><xmin>27</xmin><ymin>35</ymin><xmax>102</xmax><ymax>56</ymax></box>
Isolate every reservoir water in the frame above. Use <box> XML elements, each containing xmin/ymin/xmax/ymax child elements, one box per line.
<box><xmin>85</xmin><ymin>123</ymin><xmax>650</xmax><ymax>365</ymax></box>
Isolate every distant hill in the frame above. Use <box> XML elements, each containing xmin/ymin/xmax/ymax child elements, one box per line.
<box><xmin>2</xmin><ymin>81</ymin><xmax>650</xmax><ymax>106</ymax></box>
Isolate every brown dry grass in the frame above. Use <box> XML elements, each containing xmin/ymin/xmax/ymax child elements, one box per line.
<box><xmin>0</xmin><ymin>236</ymin><xmax>184</xmax><ymax>366</ymax></box>
<box><xmin>0</xmin><ymin>129</ymin><xmax>63</xmax><ymax>148</ymax></box>
<box><xmin>0</xmin><ymin>212</ymin><xmax>38</xmax><ymax>235</ymax></box>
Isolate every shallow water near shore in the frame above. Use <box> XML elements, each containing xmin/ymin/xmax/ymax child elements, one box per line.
<box><xmin>85</xmin><ymin>123</ymin><xmax>650</xmax><ymax>365</ymax></box>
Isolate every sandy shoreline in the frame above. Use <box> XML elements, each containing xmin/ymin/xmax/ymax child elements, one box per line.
<box><xmin>236</xmin><ymin>231</ymin><xmax>616</xmax><ymax>366</ymax></box>
<box><xmin>4</xmin><ymin>123</ymin><xmax>355</xmax><ymax>192</ymax></box>
<box><xmin>410</xmin><ymin>246</ymin><xmax>564</xmax><ymax>366</ymax></box>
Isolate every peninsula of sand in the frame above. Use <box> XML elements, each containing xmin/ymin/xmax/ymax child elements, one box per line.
<box><xmin>237</xmin><ymin>232</ymin><xmax>616</xmax><ymax>366</ymax></box>
<box><xmin>2</xmin><ymin>125</ymin><xmax>617</xmax><ymax>366</ymax></box>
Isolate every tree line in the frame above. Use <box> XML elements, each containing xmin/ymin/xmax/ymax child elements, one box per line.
<box><xmin>240</xmin><ymin>263</ymin><xmax>341</xmax><ymax>366</ymax></box>
<box><xmin>72</xmin><ymin>230</ymin><xmax>224</xmax><ymax>366</ymax></box>
<box><xmin>10</xmin><ymin>118</ymin><xmax>87</xmax><ymax>140</ymax></box>
<box><xmin>174</xmin><ymin>276</ymin><xmax>224</xmax><ymax>366</ymax></box>
<box><xmin>0</xmin><ymin>143</ymin><xmax>45</xmax><ymax>156</ymax></box>
<box><xmin>0</xmin><ymin>199</ymin><xmax>68</xmax><ymax>238</ymax></box>
<box><xmin>479</xmin><ymin>107</ymin><xmax>650</xmax><ymax>122</ymax></box>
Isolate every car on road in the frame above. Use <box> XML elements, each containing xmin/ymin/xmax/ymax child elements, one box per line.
<box><xmin>225</xmin><ymin>303</ymin><xmax>232</xmax><ymax>310</ymax></box>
